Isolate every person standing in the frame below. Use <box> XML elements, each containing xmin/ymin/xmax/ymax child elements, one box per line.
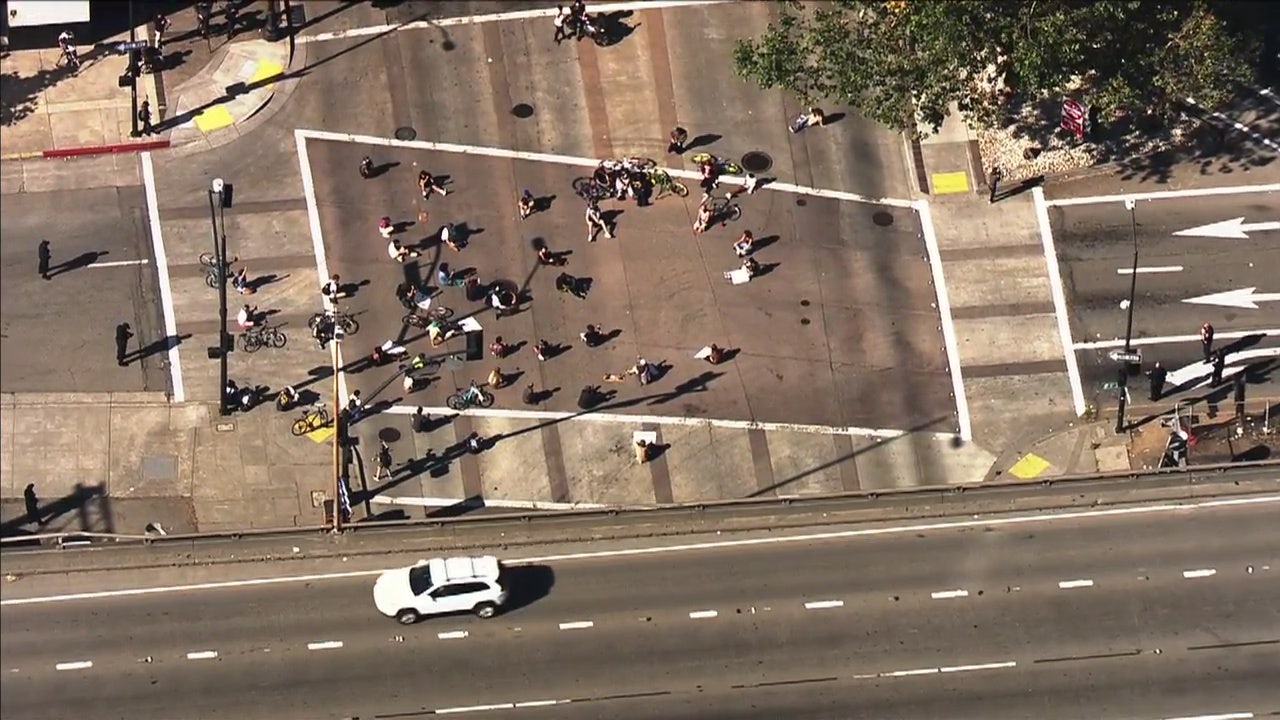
<box><xmin>138</xmin><ymin>100</ymin><xmax>155</xmax><ymax>135</ymax></box>
<box><xmin>667</xmin><ymin>126</ymin><xmax>688</xmax><ymax>154</ymax></box>
<box><xmin>1148</xmin><ymin>362</ymin><xmax>1167</xmax><ymax>401</ymax></box>
<box><xmin>1200</xmin><ymin>322</ymin><xmax>1214</xmax><ymax>363</ymax></box>
<box><xmin>115</xmin><ymin>322</ymin><xmax>133</xmax><ymax>366</ymax></box>
<box><xmin>225</xmin><ymin>3</ymin><xmax>239</xmax><ymax>41</ymax></box>
<box><xmin>580</xmin><ymin>324</ymin><xmax>604</xmax><ymax>347</ymax></box>
<box><xmin>553</xmin><ymin>6</ymin><xmax>570</xmax><ymax>44</ymax></box>
<box><xmin>1211</xmin><ymin>351</ymin><xmax>1225</xmax><ymax>386</ymax></box>
<box><xmin>522</xmin><ymin>383</ymin><xmax>537</xmax><ymax>406</ymax></box>
<box><xmin>24</xmin><ymin>483</ymin><xmax>45</xmax><ymax>526</ymax></box>
<box><xmin>988</xmin><ymin>166</ymin><xmax>1003</xmax><ymax>204</ymax></box>
<box><xmin>153</xmin><ymin>13</ymin><xmax>171</xmax><ymax>51</ymax></box>
<box><xmin>375</xmin><ymin>441</ymin><xmax>393</xmax><ymax>483</ymax></box>
<box><xmin>585</xmin><ymin>201</ymin><xmax>612</xmax><ymax>241</ymax></box>
<box><xmin>38</xmin><ymin>240</ymin><xmax>52</xmax><ymax>279</ymax></box>
<box><xmin>321</xmin><ymin>274</ymin><xmax>341</xmax><ymax>303</ymax></box>
<box><xmin>634</xmin><ymin>438</ymin><xmax>650</xmax><ymax>464</ymax></box>
<box><xmin>347</xmin><ymin>390</ymin><xmax>364</xmax><ymax>421</ymax></box>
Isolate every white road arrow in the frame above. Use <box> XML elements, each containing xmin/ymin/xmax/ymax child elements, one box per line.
<box><xmin>1173</xmin><ymin>216</ymin><xmax>1280</xmax><ymax>239</ymax></box>
<box><xmin>1182</xmin><ymin>287</ymin><xmax>1280</xmax><ymax>309</ymax></box>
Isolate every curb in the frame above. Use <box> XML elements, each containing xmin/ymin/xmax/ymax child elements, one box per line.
<box><xmin>38</xmin><ymin>139</ymin><xmax>171</xmax><ymax>160</ymax></box>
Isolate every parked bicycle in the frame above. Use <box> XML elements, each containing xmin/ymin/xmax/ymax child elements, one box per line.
<box><xmin>290</xmin><ymin>403</ymin><xmax>332</xmax><ymax>436</ymax></box>
<box><xmin>690</xmin><ymin>152</ymin><xmax>743</xmax><ymax>176</ymax></box>
<box><xmin>240</xmin><ymin>324</ymin><xmax>287</xmax><ymax>353</ymax></box>
<box><xmin>307</xmin><ymin>309</ymin><xmax>360</xmax><ymax>336</ymax></box>
<box><xmin>446</xmin><ymin>381</ymin><xmax>495</xmax><ymax>411</ymax></box>
<box><xmin>643</xmin><ymin>169</ymin><xmax>689</xmax><ymax>199</ymax></box>
<box><xmin>706</xmin><ymin>196</ymin><xmax>743</xmax><ymax>223</ymax></box>
<box><xmin>573</xmin><ymin>176</ymin><xmax>611</xmax><ymax>203</ymax></box>
<box><xmin>199</xmin><ymin>252</ymin><xmax>239</xmax><ymax>289</ymax></box>
<box><xmin>402</xmin><ymin>304</ymin><xmax>454</xmax><ymax>329</ymax></box>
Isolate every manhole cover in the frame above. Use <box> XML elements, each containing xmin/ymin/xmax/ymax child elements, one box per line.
<box><xmin>795</xmin><ymin>198</ymin><xmax>807</xmax><ymax>207</ymax></box>
<box><xmin>511</xmin><ymin>103</ymin><xmax>534</xmax><ymax>119</ymax></box>
<box><xmin>741</xmin><ymin>151</ymin><xmax>772</xmax><ymax>173</ymax></box>
<box><xmin>378</xmin><ymin>428</ymin><xmax>402</xmax><ymax>443</ymax></box>
<box><xmin>800</xmin><ymin>318</ymin><xmax>811</xmax><ymax>325</ymax></box>
<box><xmin>872</xmin><ymin>211</ymin><xmax>894</xmax><ymax>227</ymax></box>
<box><xmin>394</xmin><ymin>126</ymin><xmax>417</xmax><ymax>141</ymax></box>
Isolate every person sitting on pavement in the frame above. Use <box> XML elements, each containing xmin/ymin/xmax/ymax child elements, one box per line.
<box><xmin>440</xmin><ymin>223</ymin><xmax>462</xmax><ymax>251</ymax></box>
<box><xmin>489</xmin><ymin>287</ymin><xmax>517</xmax><ymax>313</ymax></box>
<box><xmin>371</xmin><ymin>340</ymin><xmax>407</xmax><ymax>365</ymax></box>
<box><xmin>733</xmin><ymin>230</ymin><xmax>754</xmax><ymax>257</ymax></box>
<box><xmin>742</xmin><ymin>256</ymin><xmax>761</xmax><ymax>278</ymax></box>
<box><xmin>236</xmin><ymin>304</ymin><xmax>259</xmax><ymax>329</ymax></box>
<box><xmin>427</xmin><ymin>320</ymin><xmax>460</xmax><ymax>347</ymax></box>
<box><xmin>693</xmin><ymin>203</ymin><xmax>713</xmax><ymax>234</ymax></box>
<box><xmin>387</xmin><ymin>238</ymin><xmax>419</xmax><ymax>263</ymax></box>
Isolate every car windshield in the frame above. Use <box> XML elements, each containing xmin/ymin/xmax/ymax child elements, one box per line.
<box><xmin>408</xmin><ymin>565</ymin><xmax>433</xmax><ymax>596</ymax></box>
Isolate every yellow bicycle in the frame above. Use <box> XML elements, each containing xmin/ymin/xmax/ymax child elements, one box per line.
<box><xmin>291</xmin><ymin>405</ymin><xmax>332</xmax><ymax>436</ymax></box>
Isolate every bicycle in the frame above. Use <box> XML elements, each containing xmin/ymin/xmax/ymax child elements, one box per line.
<box><xmin>308</xmin><ymin>309</ymin><xmax>360</xmax><ymax>336</ymax></box>
<box><xmin>690</xmin><ymin>152</ymin><xmax>743</xmax><ymax>176</ymax></box>
<box><xmin>572</xmin><ymin>176</ymin><xmax>611</xmax><ymax>203</ymax></box>
<box><xmin>646</xmin><ymin>169</ymin><xmax>689</xmax><ymax>199</ymax></box>
<box><xmin>402</xmin><ymin>304</ymin><xmax>455</xmax><ymax>329</ymax></box>
<box><xmin>240</xmin><ymin>324</ymin><xmax>287</xmax><ymax>353</ymax></box>
<box><xmin>706</xmin><ymin>196</ymin><xmax>743</xmax><ymax>224</ymax></box>
<box><xmin>199</xmin><ymin>252</ymin><xmax>238</xmax><ymax>288</ymax></box>
<box><xmin>447</xmin><ymin>383</ymin><xmax>495</xmax><ymax>411</ymax></box>
<box><xmin>290</xmin><ymin>404</ymin><xmax>332</xmax><ymax>436</ymax></box>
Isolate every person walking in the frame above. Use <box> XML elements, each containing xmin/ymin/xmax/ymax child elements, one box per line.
<box><xmin>375</xmin><ymin>441</ymin><xmax>393</xmax><ymax>483</ymax></box>
<box><xmin>553</xmin><ymin>5</ymin><xmax>571</xmax><ymax>44</ymax></box>
<box><xmin>153</xmin><ymin>13</ymin><xmax>171</xmax><ymax>50</ymax></box>
<box><xmin>236</xmin><ymin>304</ymin><xmax>258</xmax><ymax>329</ymax></box>
<box><xmin>138</xmin><ymin>100</ymin><xmax>155</xmax><ymax>135</ymax></box>
<box><xmin>38</xmin><ymin>240</ymin><xmax>52</xmax><ymax>280</ymax></box>
<box><xmin>988</xmin><ymin>166</ymin><xmax>1003</xmax><ymax>204</ymax></box>
<box><xmin>1148</xmin><ymin>362</ymin><xmax>1167</xmax><ymax>401</ymax></box>
<box><xmin>1200</xmin><ymin>322</ymin><xmax>1214</xmax><ymax>363</ymax></box>
<box><xmin>1211</xmin><ymin>351</ymin><xmax>1225</xmax><ymax>386</ymax></box>
<box><xmin>321</xmin><ymin>274</ymin><xmax>342</xmax><ymax>303</ymax></box>
<box><xmin>727</xmin><ymin>173</ymin><xmax>761</xmax><ymax>199</ymax></box>
<box><xmin>24</xmin><ymin>484</ymin><xmax>46</xmax><ymax>526</ymax></box>
<box><xmin>232</xmin><ymin>266</ymin><xmax>254</xmax><ymax>294</ymax></box>
<box><xmin>115</xmin><ymin>322</ymin><xmax>133</xmax><ymax>366</ymax></box>
<box><xmin>378</xmin><ymin>216</ymin><xmax>395</xmax><ymax>238</ymax></box>
<box><xmin>346</xmin><ymin>390</ymin><xmax>365</xmax><ymax>421</ymax></box>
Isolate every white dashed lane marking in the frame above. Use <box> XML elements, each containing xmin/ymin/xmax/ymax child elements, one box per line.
<box><xmin>186</xmin><ymin>651</ymin><xmax>218</xmax><ymax>660</ymax></box>
<box><xmin>437</xmin><ymin>631</ymin><xmax>468</xmax><ymax>640</ymax></box>
<box><xmin>689</xmin><ymin>610</ymin><xmax>718</xmax><ymax>619</ymax></box>
<box><xmin>1058</xmin><ymin>579</ymin><xmax>1095</xmax><ymax>589</ymax></box>
<box><xmin>853</xmin><ymin>660</ymin><xmax>1016</xmax><ymax>680</ymax></box>
<box><xmin>558</xmin><ymin>621</ymin><xmax>594</xmax><ymax>631</ymax></box>
<box><xmin>931</xmin><ymin>589</ymin><xmax>969</xmax><ymax>599</ymax></box>
<box><xmin>55</xmin><ymin>661</ymin><xmax>93</xmax><ymax>671</ymax></box>
<box><xmin>1183</xmin><ymin>569</ymin><xmax>1217</xmax><ymax>579</ymax></box>
<box><xmin>804</xmin><ymin>600</ymin><xmax>844</xmax><ymax>610</ymax></box>
<box><xmin>307</xmin><ymin>641</ymin><xmax>344</xmax><ymax>651</ymax></box>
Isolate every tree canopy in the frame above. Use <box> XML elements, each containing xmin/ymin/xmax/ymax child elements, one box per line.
<box><xmin>733</xmin><ymin>0</ymin><xmax>1263</xmax><ymax>136</ymax></box>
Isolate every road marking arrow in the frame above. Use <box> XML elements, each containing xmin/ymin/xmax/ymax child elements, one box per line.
<box><xmin>1173</xmin><ymin>217</ymin><xmax>1280</xmax><ymax>239</ymax></box>
<box><xmin>1182</xmin><ymin>287</ymin><xmax>1280</xmax><ymax>309</ymax></box>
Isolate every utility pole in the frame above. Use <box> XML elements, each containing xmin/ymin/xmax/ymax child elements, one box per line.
<box><xmin>209</xmin><ymin>179</ymin><xmax>232</xmax><ymax>415</ymax></box>
<box><xmin>128</xmin><ymin>0</ymin><xmax>140</xmax><ymax>137</ymax></box>
<box><xmin>331</xmin><ymin>330</ymin><xmax>344</xmax><ymax>533</ymax></box>
<box><xmin>1116</xmin><ymin>198</ymin><xmax>1139</xmax><ymax>434</ymax></box>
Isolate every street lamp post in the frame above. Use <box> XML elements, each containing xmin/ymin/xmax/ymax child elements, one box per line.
<box><xmin>331</xmin><ymin>327</ymin><xmax>345</xmax><ymax>533</ymax></box>
<box><xmin>1115</xmin><ymin>198</ymin><xmax>1140</xmax><ymax>433</ymax></box>
<box><xmin>209</xmin><ymin>179</ymin><xmax>231</xmax><ymax>416</ymax></box>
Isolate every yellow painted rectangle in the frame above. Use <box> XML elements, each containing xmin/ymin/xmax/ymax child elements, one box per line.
<box><xmin>194</xmin><ymin>105</ymin><xmax>235</xmax><ymax>133</ymax></box>
<box><xmin>249</xmin><ymin>60</ymin><xmax>284</xmax><ymax>88</ymax></box>
<box><xmin>931</xmin><ymin>171</ymin><xmax>969</xmax><ymax>194</ymax></box>
<box><xmin>1008</xmin><ymin>453</ymin><xmax>1051</xmax><ymax>479</ymax></box>
<box><xmin>307</xmin><ymin>426</ymin><xmax>336</xmax><ymax>444</ymax></box>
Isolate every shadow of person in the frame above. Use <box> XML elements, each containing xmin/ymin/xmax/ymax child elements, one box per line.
<box><xmin>46</xmin><ymin>250</ymin><xmax>109</xmax><ymax>279</ymax></box>
<box><xmin>684</xmin><ymin>133</ymin><xmax>721</xmax><ymax>152</ymax></box>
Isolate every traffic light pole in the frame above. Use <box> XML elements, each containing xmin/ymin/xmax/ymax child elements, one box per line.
<box><xmin>1115</xmin><ymin>199</ymin><xmax>1139</xmax><ymax>434</ymax></box>
<box><xmin>128</xmin><ymin>0</ymin><xmax>140</xmax><ymax>138</ymax></box>
<box><xmin>209</xmin><ymin>182</ymin><xmax>231</xmax><ymax>415</ymax></box>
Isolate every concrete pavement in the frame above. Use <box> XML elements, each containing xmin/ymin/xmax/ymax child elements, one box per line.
<box><xmin>5</xmin><ymin>495</ymin><xmax>1278</xmax><ymax>719</ymax></box>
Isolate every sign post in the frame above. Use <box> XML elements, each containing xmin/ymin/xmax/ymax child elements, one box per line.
<box><xmin>1061</xmin><ymin>98</ymin><xmax>1087</xmax><ymax>140</ymax></box>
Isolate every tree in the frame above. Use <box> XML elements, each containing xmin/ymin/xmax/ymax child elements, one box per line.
<box><xmin>733</xmin><ymin>0</ymin><xmax>1261</xmax><ymax>136</ymax></box>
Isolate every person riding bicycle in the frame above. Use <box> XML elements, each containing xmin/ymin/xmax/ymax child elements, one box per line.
<box><xmin>462</xmin><ymin>380</ymin><xmax>486</xmax><ymax>405</ymax></box>
<box><xmin>58</xmin><ymin>31</ymin><xmax>80</xmax><ymax>69</ymax></box>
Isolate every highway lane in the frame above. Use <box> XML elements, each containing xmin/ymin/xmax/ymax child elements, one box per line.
<box><xmin>2</xmin><ymin>501</ymin><xmax>1277</xmax><ymax>719</ymax></box>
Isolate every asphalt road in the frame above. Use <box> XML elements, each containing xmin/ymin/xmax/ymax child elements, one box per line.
<box><xmin>3</xmin><ymin>499</ymin><xmax>1278</xmax><ymax>719</ymax></box>
<box><xmin>1049</xmin><ymin>191</ymin><xmax>1280</xmax><ymax>397</ymax></box>
<box><xmin>0</xmin><ymin>186</ymin><xmax>169</xmax><ymax>393</ymax></box>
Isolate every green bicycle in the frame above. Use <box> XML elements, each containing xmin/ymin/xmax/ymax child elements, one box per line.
<box><xmin>690</xmin><ymin>152</ymin><xmax>743</xmax><ymax>176</ymax></box>
<box><xmin>646</xmin><ymin>169</ymin><xmax>689</xmax><ymax>199</ymax></box>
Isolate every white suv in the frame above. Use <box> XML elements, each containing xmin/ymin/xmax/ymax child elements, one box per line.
<box><xmin>373</xmin><ymin>555</ymin><xmax>508</xmax><ymax>624</ymax></box>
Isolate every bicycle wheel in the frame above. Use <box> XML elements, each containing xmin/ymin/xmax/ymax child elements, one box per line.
<box><xmin>725</xmin><ymin>204</ymin><xmax>743</xmax><ymax>222</ymax></box>
<box><xmin>402</xmin><ymin>313</ymin><xmax>428</xmax><ymax>329</ymax></box>
<box><xmin>690</xmin><ymin>152</ymin><xmax>713</xmax><ymax>166</ymax></box>
<box><xmin>722</xmin><ymin>162</ymin><xmax>743</xmax><ymax>175</ymax></box>
<box><xmin>307</xmin><ymin>313</ymin><xmax>323</xmax><ymax>330</ymax></box>
<box><xmin>446</xmin><ymin>394</ymin><xmax>466</xmax><ymax>411</ymax></box>
<box><xmin>269</xmin><ymin>329</ymin><xmax>287</xmax><ymax>349</ymax></box>
<box><xmin>339</xmin><ymin>316</ymin><xmax>360</xmax><ymax>335</ymax></box>
<box><xmin>572</xmin><ymin>177</ymin><xmax>609</xmax><ymax>202</ymax></box>
<box><xmin>669</xmin><ymin>181</ymin><xmax>689</xmax><ymax>197</ymax></box>
<box><xmin>199</xmin><ymin>252</ymin><xmax>217</xmax><ymax>267</ymax></box>
<box><xmin>314</xmin><ymin>408</ymin><xmax>331</xmax><ymax>426</ymax></box>
<box><xmin>477</xmin><ymin>390</ymin><xmax>495</xmax><ymax>408</ymax></box>
<box><xmin>626</xmin><ymin>156</ymin><xmax>656</xmax><ymax>170</ymax></box>
<box><xmin>428</xmin><ymin>305</ymin><xmax>454</xmax><ymax>321</ymax></box>
<box><xmin>291</xmin><ymin>418</ymin><xmax>309</xmax><ymax>436</ymax></box>
<box><xmin>240</xmin><ymin>333</ymin><xmax>263</xmax><ymax>353</ymax></box>
<box><xmin>205</xmin><ymin>271</ymin><xmax>219</xmax><ymax>289</ymax></box>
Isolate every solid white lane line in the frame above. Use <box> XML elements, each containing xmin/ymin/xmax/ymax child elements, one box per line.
<box><xmin>689</xmin><ymin>610</ymin><xmax>719</xmax><ymax>619</ymax></box>
<box><xmin>139</xmin><ymin>151</ymin><xmax>184</xmax><ymax>403</ymax></box>
<box><xmin>185</xmin><ymin>650</ymin><xmax>218</xmax><ymax>660</ymax></box>
<box><xmin>931</xmin><ymin>589</ymin><xmax>969</xmax><ymax>599</ymax></box>
<box><xmin>1058</xmin><ymin>579</ymin><xmax>1095</xmax><ymax>589</ymax></box>
<box><xmin>1163</xmin><ymin>713</ymin><xmax>1254</xmax><ymax>720</ymax></box>
<box><xmin>940</xmin><ymin>661</ymin><xmax>1018</xmax><ymax>673</ymax></box>
<box><xmin>915</xmin><ymin>200</ymin><xmax>973</xmax><ymax>441</ymax></box>
<box><xmin>804</xmin><ymin>600</ymin><xmax>845</xmax><ymax>610</ymax></box>
<box><xmin>55</xmin><ymin>661</ymin><xmax>93</xmax><ymax>671</ymax></box>
<box><xmin>558</xmin><ymin>621</ymin><xmax>594</xmax><ymax>630</ymax></box>
<box><xmin>1032</xmin><ymin>186</ymin><xmax>1087</xmax><ymax>417</ymax></box>
<box><xmin>1073</xmin><ymin>328</ymin><xmax>1280</xmax><ymax>350</ymax></box>
<box><xmin>307</xmin><ymin>641</ymin><xmax>343</xmax><ymax>650</ymax></box>
<box><xmin>86</xmin><ymin>259</ymin><xmax>150</xmax><ymax>269</ymax></box>
<box><xmin>7</xmin><ymin>495</ymin><xmax>1279</xmax><ymax>607</ymax></box>
<box><xmin>437</xmin><ymin>631</ymin><xmax>469</xmax><ymax>640</ymax></box>
<box><xmin>885</xmin><ymin>667</ymin><xmax>940</xmax><ymax>677</ymax></box>
<box><xmin>371</xmin><ymin>496</ymin><xmax>611</xmax><ymax>511</ymax></box>
<box><xmin>514</xmin><ymin>700</ymin><xmax>568</xmax><ymax>708</ymax></box>
<box><xmin>1183</xmin><ymin>568</ymin><xmax>1217</xmax><ymax>579</ymax></box>
<box><xmin>1117</xmin><ymin>265</ymin><xmax>1183</xmax><ymax>274</ymax></box>
<box><xmin>300</xmin><ymin>0</ymin><xmax>732</xmax><ymax>43</ymax></box>
<box><xmin>1045</xmin><ymin>183</ymin><xmax>1280</xmax><ymax>207</ymax></box>
<box><xmin>436</xmin><ymin>703</ymin><xmax>516</xmax><ymax>714</ymax></box>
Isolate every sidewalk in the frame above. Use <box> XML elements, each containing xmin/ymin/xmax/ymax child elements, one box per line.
<box><xmin>0</xmin><ymin>6</ymin><xmax>293</xmax><ymax>161</ymax></box>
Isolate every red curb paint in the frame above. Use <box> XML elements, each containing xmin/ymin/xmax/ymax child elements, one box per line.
<box><xmin>42</xmin><ymin>139</ymin><xmax>171</xmax><ymax>159</ymax></box>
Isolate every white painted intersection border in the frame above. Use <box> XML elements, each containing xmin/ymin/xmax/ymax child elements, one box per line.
<box><xmin>140</xmin><ymin>152</ymin><xmax>185</xmax><ymax>403</ymax></box>
<box><xmin>915</xmin><ymin>200</ymin><xmax>972</xmax><ymax>441</ymax></box>
<box><xmin>298</xmin><ymin>0</ymin><xmax>734</xmax><ymax>44</ymax></box>
<box><xmin>1074</xmin><ymin>329</ymin><xmax>1280</xmax><ymax>351</ymax></box>
<box><xmin>1043</xmin><ymin>183</ymin><xmax>1280</xmax><ymax>207</ymax></box>
<box><xmin>4</xmin><ymin>495</ymin><xmax>1276</xmax><ymax>607</ymax></box>
<box><xmin>1032</xmin><ymin>186</ymin><xmax>1087</xmax><ymax>416</ymax></box>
